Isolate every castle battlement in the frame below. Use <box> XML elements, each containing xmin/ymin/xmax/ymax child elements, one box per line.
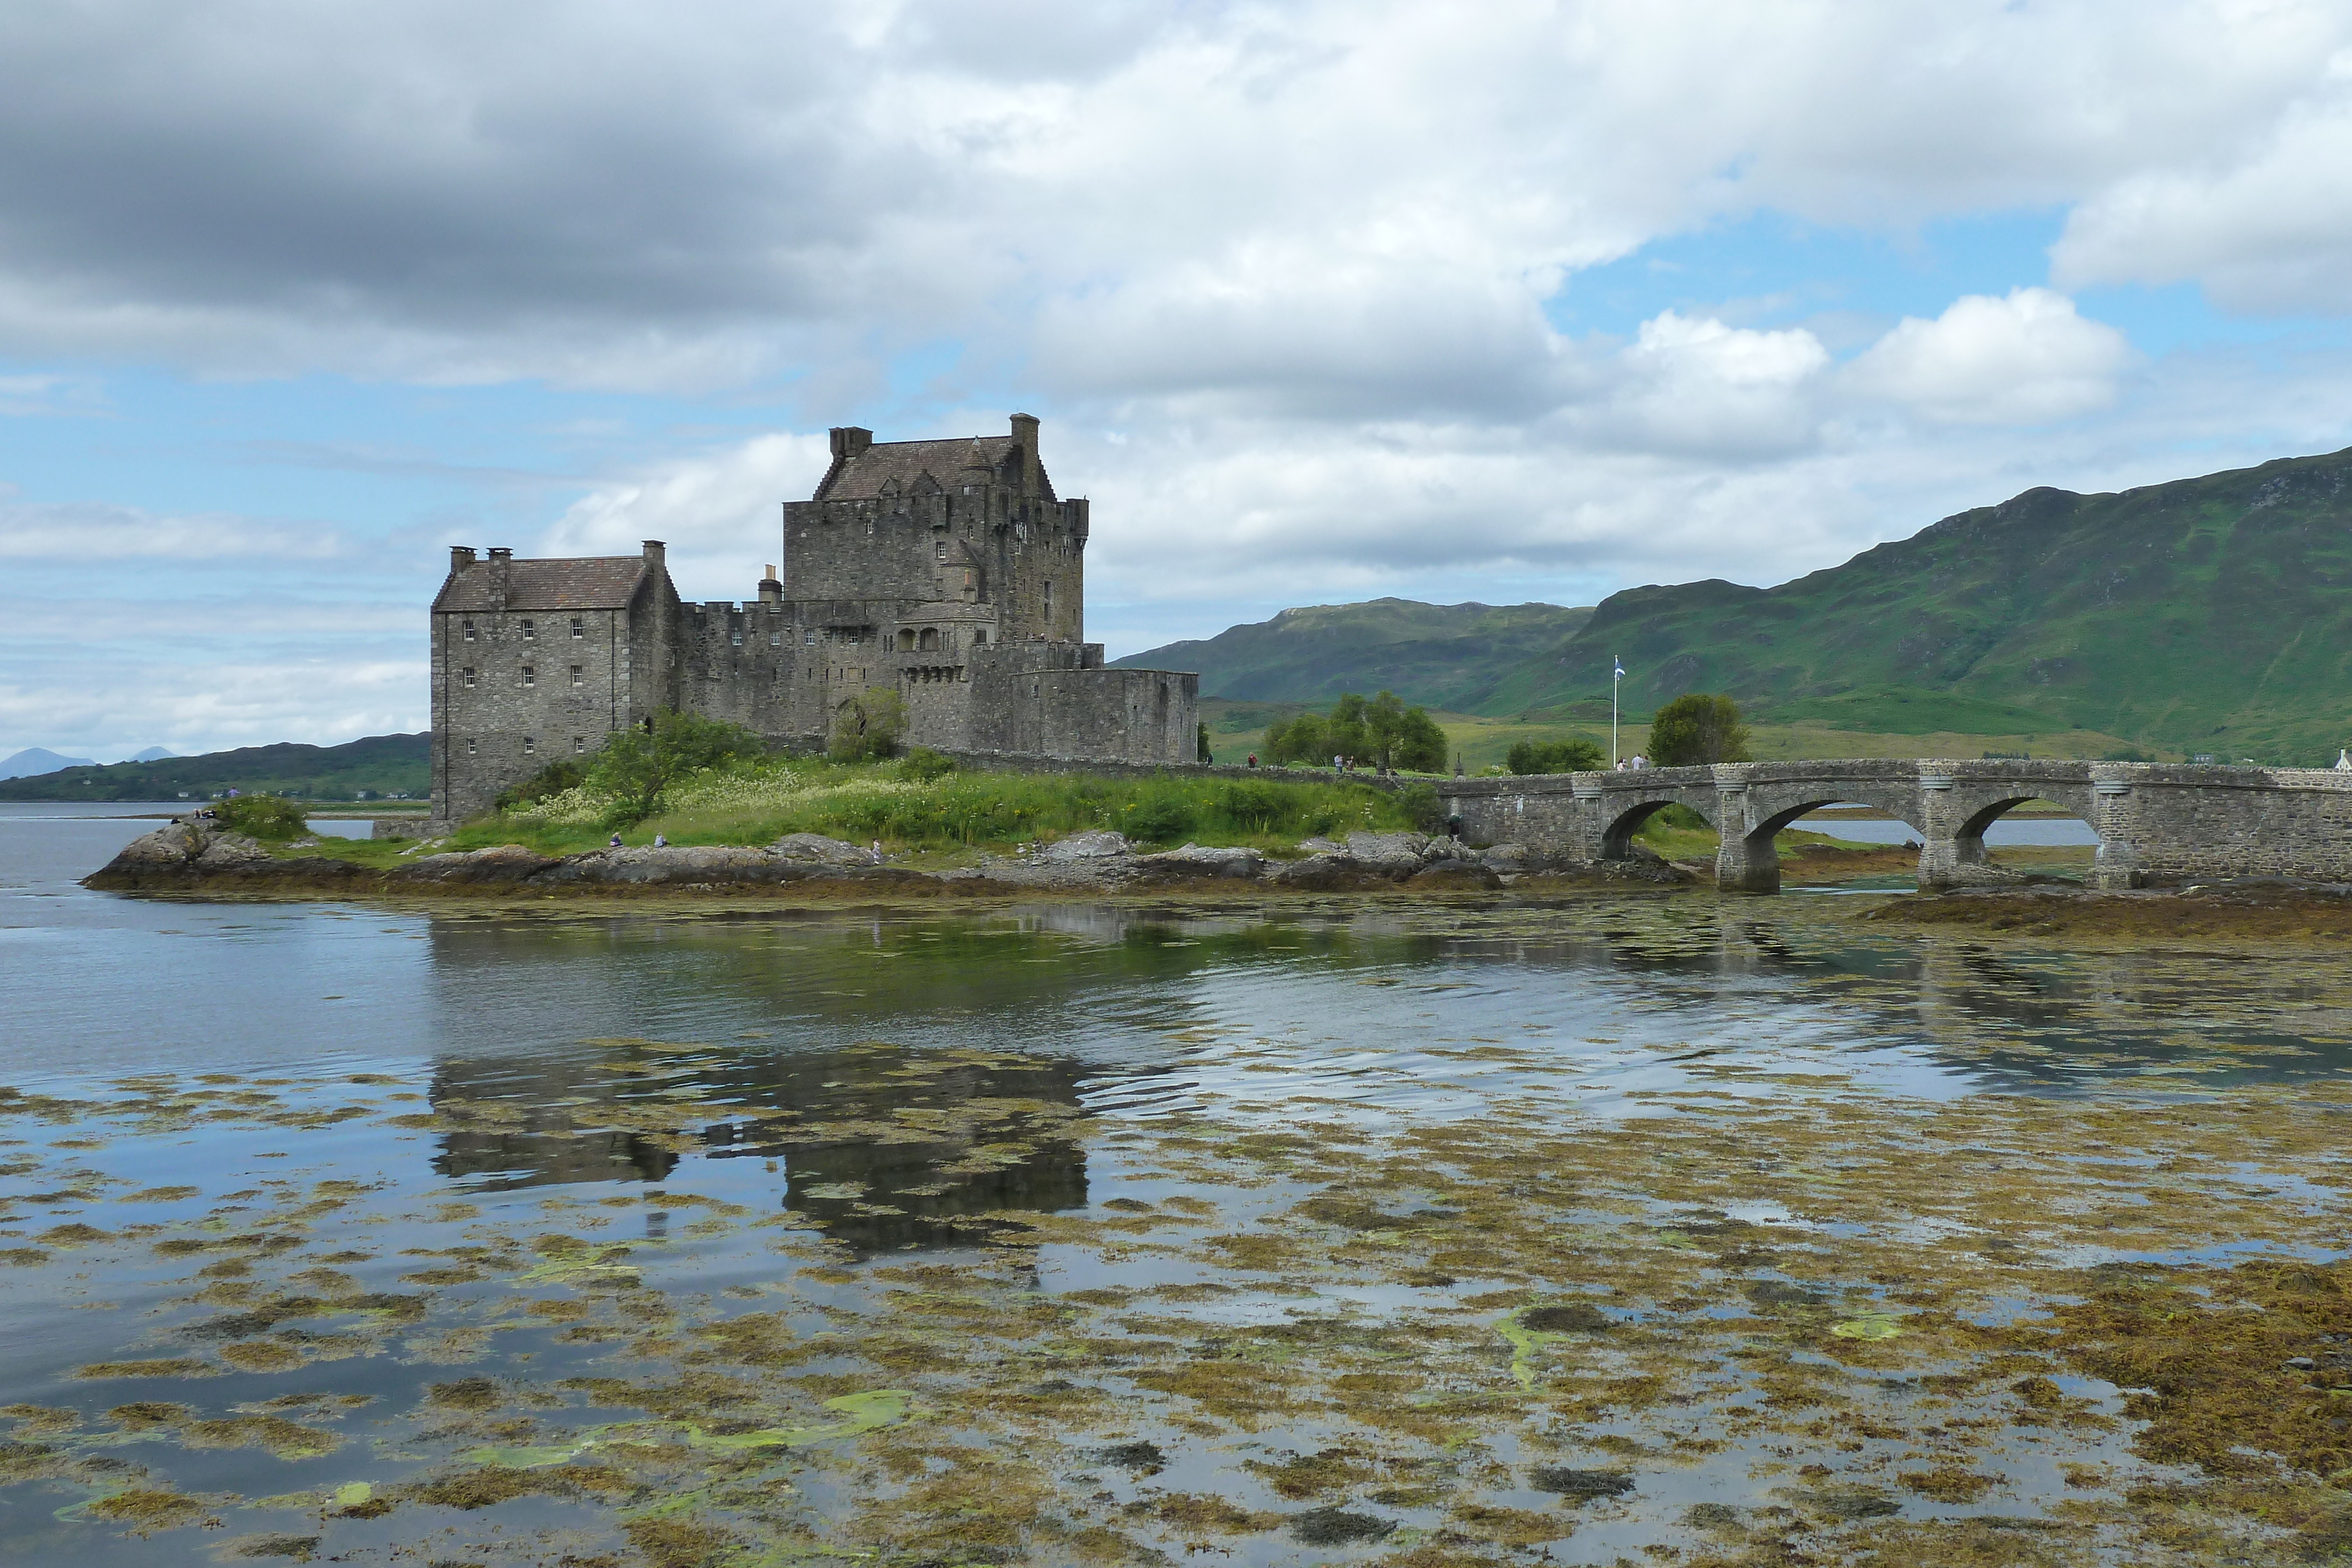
<box><xmin>427</xmin><ymin>416</ymin><xmax>1200</xmax><ymax>823</ymax></box>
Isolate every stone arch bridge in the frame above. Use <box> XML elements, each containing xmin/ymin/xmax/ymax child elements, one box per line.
<box><xmin>1437</xmin><ymin>760</ymin><xmax>2352</xmax><ymax>892</ymax></box>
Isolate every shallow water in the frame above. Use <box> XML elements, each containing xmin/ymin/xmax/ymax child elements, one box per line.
<box><xmin>4</xmin><ymin>805</ymin><xmax>2350</xmax><ymax>1566</ymax></box>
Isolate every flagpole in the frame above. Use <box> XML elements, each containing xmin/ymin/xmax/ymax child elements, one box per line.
<box><xmin>1611</xmin><ymin>657</ymin><xmax>1620</xmax><ymax>767</ymax></box>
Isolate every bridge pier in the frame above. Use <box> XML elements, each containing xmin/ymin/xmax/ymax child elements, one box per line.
<box><xmin>1710</xmin><ymin>777</ymin><xmax>1782</xmax><ymax>893</ymax></box>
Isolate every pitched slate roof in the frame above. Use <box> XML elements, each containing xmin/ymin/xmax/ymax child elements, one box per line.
<box><xmin>816</xmin><ymin>436</ymin><xmax>1053</xmax><ymax>502</ymax></box>
<box><xmin>433</xmin><ymin>557</ymin><xmax>652</xmax><ymax>613</ymax></box>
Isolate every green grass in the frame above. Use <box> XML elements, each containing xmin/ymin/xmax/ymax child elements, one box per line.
<box><xmin>347</xmin><ymin>756</ymin><xmax>1435</xmax><ymax>861</ymax></box>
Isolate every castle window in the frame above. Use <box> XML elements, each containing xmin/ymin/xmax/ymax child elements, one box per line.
<box><xmin>570</xmin><ymin>617</ymin><xmax>584</xmax><ymax>638</ymax></box>
<box><xmin>803</xmin><ymin>628</ymin><xmax>814</xmax><ymax>646</ymax></box>
<box><xmin>731</xmin><ymin>631</ymin><xmax>742</xmax><ymax>646</ymax></box>
<box><xmin>524</xmin><ymin>737</ymin><xmax>535</xmax><ymax>755</ymax></box>
<box><xmin>935</xmin><ymin>540</ymin><xmax>947</xmax><ymax>560</ymax></box>
<box><xmin>1031</xmin><ymin>681</ymin><xmax>1040</xmax><ymax>697</ymax></box>
<box><xmin>573</xmin><ymin>736</ymin><xmax>585</xmax><ymax>754</ymax></box>
<box><xmin>522</xmin><ymin>618</ymin><xmax>536</xmax><ymax>638</ymax></box>
<box><xmin>1044</xmin><ymin>580</ymin><xmax>1053</xmax><ymax>617</ymax></box>
<box><xmin>522</xmin><ymin>666</ymin><xmax>536</xmax><ymax>686</ymax></box>
<box><xmin>769</xmin><ymin>631</ymin><xmax>780</xmax><ymax>647</ymax></box>
<box><xmin>461</xmin><ymin>667</ymin><xmax>476</xmax><ymax>687</ymax></box>
<box><xmin>466</xmin><ymin>738</ymin><xmax>476</xmax><ymax>755</ymax></box>
<box><xmin>972</xmin><ymin>628</ymin><xmax>986</xmax><ymax>646</ymax></box>
<box><xmin>569</xmin><ymin>665</ymin><xmax>583</xmax><ymax>686</ymax></box>
<box><xmin>463</xmin><ymin>618</ymin><xmax>476</xmax><ymax>641</ymax></box>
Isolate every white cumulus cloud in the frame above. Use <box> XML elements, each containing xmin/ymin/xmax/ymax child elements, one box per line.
<box><xmin>1846</xmin><ymin>288</ymin><xmax>2132</xmax><ymax>425</ymax></box>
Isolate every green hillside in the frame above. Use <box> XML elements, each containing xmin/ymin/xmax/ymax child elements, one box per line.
<box><xmin>1508</xmin><ymin>447</ymin><xmax>2352</xmax><ymax>761</ymax></box>
<box><xmin>0</xmin><ymin>733</ymin><xmax>430</xmax><ymax>802</ymax></box>
<box><xmin>1111</xmin><ymin>598</ymin><xmax>1591</xmax><ymax>708</ymax></box>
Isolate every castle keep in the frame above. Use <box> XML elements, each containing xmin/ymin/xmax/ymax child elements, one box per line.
<box><xmin>429</xmin><ymin>415</ymin><xmax>1200</xmax><ymax>824</ymax></box>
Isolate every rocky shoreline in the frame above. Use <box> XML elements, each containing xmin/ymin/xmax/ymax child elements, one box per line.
<box><xmin>85</xmin><ymin>820</ymin><xmax>1692</xmax><ymax>900</ymax></box>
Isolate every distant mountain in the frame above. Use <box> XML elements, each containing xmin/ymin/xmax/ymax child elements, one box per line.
<box><xmin>0</xmin><ymin>733</ymin><xmax>430</xmax><ymax>801</ymax></box>
<box><xmin>126</xmin><ymin>745</ymin><xmax>175</xmax><ymax>762</ymax></box>
<box><xmin>1112</xmin><ymin>598</ymin><xmax>1592</xmax><ymax>709</ymax></box>
<box><xmin>0</xmin><ymin>747</ymin><xmax>97</xmax><ymax>779</ymax></box>
<box><xmin>1131</xmin><ymin>447</ymin><xmax>2352</xmax><ymax>761</ymax></box>
<box><xmin>1508</xmin><ymin>446</ymin><xmax>2352</xmax><ymax>758</ymax></box>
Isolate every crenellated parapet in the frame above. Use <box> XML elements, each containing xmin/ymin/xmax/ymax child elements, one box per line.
<box><xmin>1439</xmin><ymin>760</ymin><xmax>2352</xmax><ymax>894</ymax></box>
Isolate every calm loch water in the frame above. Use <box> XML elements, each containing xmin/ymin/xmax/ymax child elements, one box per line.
<box><xmin>4</xmin><ymin>803</ymin><xmax>2348</xmax><ymax>1566</ymax></box>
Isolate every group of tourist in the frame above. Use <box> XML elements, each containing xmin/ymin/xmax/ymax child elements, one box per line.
<box><xmin>1616</xmin><ymin>753</ymin><xmax>1651</xmax><ymax>770</ymax></box>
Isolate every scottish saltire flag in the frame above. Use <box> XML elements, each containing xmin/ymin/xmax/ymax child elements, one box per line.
<box><xmin>1613</xmin><ymin>658</ymin><xmax>1626</xmax><ymax>679</ymax></box>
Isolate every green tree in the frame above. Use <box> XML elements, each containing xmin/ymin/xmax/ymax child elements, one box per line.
<box><xmin>1197</xmin><ymin>721</ymin><xmax>1213</xmax><ymax>763</ymax></box>
<box><xmin>1645</xmin><ymin>694</ymin><xmax>1751</xmax><ymax>767</ymax></box>
<box><xmin>1505</xmin><ymin>735</ymin><xmax>1606</xmax><ymax>775</ymax></box>
<box><xmin>828</xmin><ymin>688</ymin><xmax>907</xmax><ymax>763</ymax></box>
<box><xmin>1264</xmin><ymin>713</ymin><xmax>1327</xmax><ymax>765</ymax></box>
<box><xmin>592</xmin><ymin>710</ymin><xmax>766</xmax><ymax>824</ymax></box>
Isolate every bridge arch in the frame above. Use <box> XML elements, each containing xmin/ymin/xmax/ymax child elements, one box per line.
<box><xmin>1599</xmin><ymin>794</ymin><xmax>1717</xmax><ymax>860</ymax></box>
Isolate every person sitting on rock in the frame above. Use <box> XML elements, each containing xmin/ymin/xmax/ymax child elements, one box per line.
<box><xmin>608</xmin><ymin>831</ymin><xmax>623</xmax><ymax>848</ymax></box>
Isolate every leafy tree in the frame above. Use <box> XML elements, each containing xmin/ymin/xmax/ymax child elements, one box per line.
<box><xmin>828</xmin><ymin>688</ymin><xmax>907</xmax><ymax>763</ymax></box>
<box><xmin>1197</xmin><ymin>721</ymin><xmax>1213</xmax><ymax>763</ymax></box>
<box><xmin>592</xmin><ymin>710</ymin><xmax>767</xmax><ymax>824</ymax></box>
<box><xmin>1646</xmin><ymin>694</ymin><xmax>1751</xmax><ymax>767</ymax></box>
<box><xmin>1263</xmin><ymin>713</ymin><xmax>1327</xmax><ymax>765</ymax></box>
<box><xmin>1264</xmin><ymin>691</ymin><xmax>1446</xmax><ymax>770</ymax></box>
<box><xmin>1505</xmin><ymin>735</ymin><xmax>1606</xmax><ymax>775</ymax></box>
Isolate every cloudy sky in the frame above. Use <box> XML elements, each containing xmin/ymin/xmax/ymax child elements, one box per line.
<box><xmin>5</xmin><ymin>0</ymin><xmax>2351</xmax><ymax>761</ymax></box>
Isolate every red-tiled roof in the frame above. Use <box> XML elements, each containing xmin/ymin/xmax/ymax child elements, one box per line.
<box><xmin>433</xmin><ymin>557</ymin><xmax>652</xmax><ymax>613</ymax></box>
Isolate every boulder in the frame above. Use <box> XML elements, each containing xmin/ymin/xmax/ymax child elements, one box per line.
<box><xmin>1347</xmin><ymin>831</ymin><xmax>1427</xmax><ymax>858</ymax></box>
<box><xmin>547</xmin><ymin>845</ymin><xmax>784</xmax><ymax>885</ymax></box>
<box><xmin>193</xmin><ymin>833</ymin><xmax>270</xmax><ymax>871</ymax></box>
<box><xmin>111</xmin><ymin>822</ymin><xmax>202</xmax><ymax>868</ymax></box>
<box><xmin>1040</xmin><ymin>830</ymin><xmax>1132</xmax><ymax>862</ymax></box>
<box><xmin>392</xmin><ymin>845</ymin><xmax>562</xmax><ymax>884</ymax></box>
<box><xmin>1140</xmin><ymin>844</ymin><xmax>1264</xmax><ymax>880</ymax></box>
<box><xmin>1296</xmin><ymin>837</ymin><xmax>1344</xmax><ymax>854</ymax></box>
<box><xmin>1479</xmin><ymin>842</ymin><xmax>1529</xmax><ymax>873</ymax></box>
<box><xmin>768</xmin><ymin>832</ymin><xmax>873</xmax><ymax>865</ymax></box>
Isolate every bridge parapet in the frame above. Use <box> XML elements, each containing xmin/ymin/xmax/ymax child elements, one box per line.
<box><xmin>1440</xmin><ymin>760</ymin><xmax>2352</xmax><ymax>894</ymax></box>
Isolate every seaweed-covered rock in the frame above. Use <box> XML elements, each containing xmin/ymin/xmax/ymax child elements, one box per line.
<box><xmin>1288</xmin><ymin>1506</ymin><xmax>1394</xmax><ymax>1544</ymax></box>
<box><xmin>1528</xmin><ymin>1466</ymin><xmax>1635</xmax><ymax>1499</ymax></box>
<box><xmin>1406</xmin><ymin>862</ymin><xmax>1502</xmax><ymax>891</ymax></box>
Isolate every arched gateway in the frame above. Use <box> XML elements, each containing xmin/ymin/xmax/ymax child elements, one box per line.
<box><xmin>1438</xmin><ymin>760</ymin><xmax>2352</xmax><ymax>893</ymax></box>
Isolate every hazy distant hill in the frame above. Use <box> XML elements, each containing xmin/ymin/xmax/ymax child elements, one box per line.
<box><xmin>0</xmin><ymin>747</ymin><xmax>97</xmax><ymax>779</ymax></box>
<box><xmin>0</xmin><ymin>733</ymin><xmax>429</xmax><ymax>801</ymax></box>
<box><xmin>1129</xmin><ymin>448</ymin><xmax>2352</xmax><ymax>761</ymax></box>
<box><xmin>1111</xmin><ymin>598</ymin><xmax>1592</xmax><ymax>708</ymax></box>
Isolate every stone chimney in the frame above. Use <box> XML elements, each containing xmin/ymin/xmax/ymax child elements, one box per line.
<box><xmin>759</xmin><ymin>564</ymin><xmax>782</xmax><ymax>605</ymax></box>
<box><xmin>486</xmin><ymin>547</ymin><xmax>512</xmax><ymax>607</ymax></box>
<box><xmin>829</xmin><ymin>427</ymin><xmax>873</xmax><ymax>462</ymax></box>
<box><xmin>449</xmin><ymin>544</ymin><xmax>477</xmax><ymax>573</ymax></box>
<box><xmin>642</xmin><ymin>540</ymin><xmax>666</xmax><ymax>574</ymax></box>
<box><xmin>1010</xmin><ymin>412</ymin><xmax>1040</xmax><ymax>493</ymax></box>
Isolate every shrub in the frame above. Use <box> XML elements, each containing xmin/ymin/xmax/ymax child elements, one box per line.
<box><xmin>494</xmin><ymin>755</ymin><xmax>589</xmax><ymax>813</ymax></box>
<box><xmin>590</xmin><ymin>710</ymin><xmax>766</xmax><ymax>825</ymax></box>
<box><xmin>214</xmin><ymin>794</ymin><xmax>310</xmax><ymax>840</ymax></box>
<box><xmin>1197</xmin><ymin>721</ymin><xmax>1212</xmax><ymax>764</ymax></box>
<box><xmin>1395</xmin><ymin>783</ymin><xmax>1444</xmax><ymax>834</ymax></box>
<box><xmin>896</xmin><ymin>747</ymin><xmax>955</xmax><ymax>783</ymax></box>
<box><xmin>1646</xmin><ymin>694</ymin><xmax>1750</xmax><ymax>767</ymax></box>
<box><xmin>1505</xmin><ymin>736</ymin><xmax>1605</xmax><ymax>775</ymax></box>
<box><xmin>1124</xmin><ymin>796</ymin><xmax>1194</xmax><ymax>843</ymax></box>
<box><xmin>829</xmin><ymin>690</ymin><xmax>906</xmax><ymax>762</ymax></box>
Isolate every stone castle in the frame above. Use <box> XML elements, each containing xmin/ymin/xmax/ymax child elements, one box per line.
<box><xmin>429</xmin><ymin>415</ymin><xmax>1200</xmax><ymax>824</ymax></box>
